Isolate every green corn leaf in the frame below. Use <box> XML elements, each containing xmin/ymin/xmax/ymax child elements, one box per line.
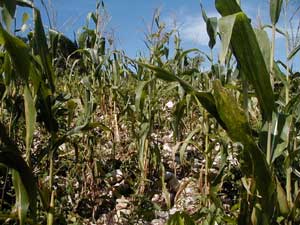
<box><xmin>172</xmin><ymin>98</ymin><xmax>186</xmax><ymax>141</ymax></box>
<box><xmin>1</xmin><ymin>0</ymin><xmax>16</xmax><ymax>29</ymax></box>
<box><xmin>259</xmin><ymin>113</ymin><xmax>293</xmax><ymax>163</ymax></box>
<box><xmin>219</xmin><ymin>14</ymin><xmax>236</xmax><ymax>64</ymax></box>
<box><xmin>1</xmin><ymin>0</ymin><xmax>16</xmax><ymax>18</ymax></box>
<box><xmin>135</xmin><ymin>80</ymin><xmax>151</xmax><ymax>115</ymax></box>
<box><xmin>270</xmin><ymin>0</ymin><xmax>283</xmax><ymax>25</ymax></box>
<box><xmin>136</xmin><ymin>61</ymin><xmax>226</xmax><ymax>129</ymax></box>
<box><xmin>160</xmin><ymin>165</ymin><xmax>171</xmax><ymax>209</ymax></box>
<box><xmin>66</xmin><ymin>122</ymin><xmax>111</xmax><ymax>136</ymax></box>
<box><xmin>167</xmin><ymin>211</ymin><xmax>196</xmax><ymax>225</ymax></box>
<box><xmin>254</xmin><ymin>28</ymin><xmax>288</xmax><ymax>86</ymax></box>
<box><xmin>179</xmin><ymin>126</ymin><xmax>201</xmax><ymax>164</ymax></box>
<box><xmin>287</xmin><ymin>44</ymin><xmax>300</xmax><ymax>61</ymax></box>
<box><xmin>0</xmin><ymin>149</ymin><xmax>37</xmax><ymax>219</ymax></box>
<box><xmin>206</xmin><ymin>17</ymin><xmax>218</xmax><ymax>49</ymax></box>
<box><xmin>201</xmin><ymin>4</ymin><xmax>218</xmax><ymax>49</ymax></box>
<box><xmin>216</xmin><ymin>6</ymin><xmax>275</xmax><ymax>121</ymax></box>
<box><xmin>33</xmin><ymin>9</ymin><xmax>55</xmax><ymax>92</ymax></box>
<box><xmin>215</xmin><ymin>0</ymin><xmax>242</xmax><ymax>16</ymax></box>
<box><xmin>175</xmin><ymin>48</ymin><xmax>200</xmax><ymax>63</ymax></box>
<box><xmin>11</xmin><ymin>169</ymin><xmax>29</xmax><ymax>225</ymax></box>
<box><xmin>262</xmin><ymin>24</ymin><xmax>286</xmax><ymax>37</ymax></box>
<box><xmin>276</xmin><ymin>177</ymin><xmax>289</xmax><ymax>216</ymax></box>
<box><xmin>212</xmin><ymin>80</ymin><xmax>275</xmax><ymax>222</ymax></box>
<box><xmin>24</xmin><ymin>85</ymin><xmax>37</xmax><ymax>163</ymax></box>
<box><xmin>49</xmin><ymin>28</ymin><xmax>78</xmax><ymax>58</ymax></box>
<box><xmin>254</xmin><ymin>28</ymin><xmax>271</xmax><ymax>71</ymax></box>
<box><xmin>0</xmin><ymin>22</ymin><xmax>30</xmax><ymax>81</ymax></box>
<box><xmin>1</xmin><ymin>7</ymin><xmax>13</xmax><ymax>30</ymax></box>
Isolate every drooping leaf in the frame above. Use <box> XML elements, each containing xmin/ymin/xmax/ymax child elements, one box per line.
<box><xmin>215</xmin><ymin>5</ymin><xmax>275</xmax><ymax>121</ymax></box>
<box><xmin>201</xmin><ymin>3</ymin><xmax>218</xmax><ymax>49</ymax></box>
<box><xmin>0</xmin><ymin>149</ymin><xmax>37</xmax><ymax>219</ymax></box>
<box><xmin>287</xmin><ymin>44</ymin><xmax>300</xmax><ymax>61</ymax></box>
<box><xmin>206</xmin><ymin>17</ymin><xmax>218</xmax><ymax>49</ymax></box>
<box><xmin>219</xmin><ymin>14</ymin><xmax>236</xmax><ymax>64</ymax></box>
<box><xmin>136</xmin><ymin>61</ymin><xmax>226</xmax><ymax>129</ymax></box>
<box><xmin>212</xmin><ymin>80</ymin><xmax>275</xmax><ymax>222</ymax></box>
<box><xmin>270</xmin><ymin>0</ymin><xmax>283</xmax><ymax>25</ymax></box>
<box><xmin>0</xmin><ymin>22</ymin><xmax>30</xmax><ymax>81</ymax></box>
<box><xmin>179</xmin><ymin>126</ymin><xmax>201</xmax><ymax>164</ymax></box>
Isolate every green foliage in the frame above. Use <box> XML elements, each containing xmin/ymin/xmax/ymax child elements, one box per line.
<box><xmin>270</xmin><ymin>0</ymin><xmax>283</xmax><ymax>25</ymax></box>
<box><xmin>167</xmin><ymin>211</ymin><xmax>196</xmax><ymax>225</ymax></box>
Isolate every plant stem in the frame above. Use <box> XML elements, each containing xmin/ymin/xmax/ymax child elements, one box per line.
<box><xmin>242</xmin><ymin>74</ymin><xmax>249</xmax><ymax>121</ymax></box>
<box><xmin>284</xmin><ymin>0</ymin><xmax>290</xmax><ymax>105</ymax></box>
<box><xmin>204</xmin><ymin>111</ymin><xmax>210</xmax><ymax>206</ymax></box>
<box><xmin>47</xmin><ymin>150</ymin><xmax>54</xmax><ymax>225</ymax></box>
<box><xmin>286</xmin><ymin>166</ymin><xmax>292</xmax><ymax>207</ymax></box>
<box><xmin>47</xmin><ymin>131</ymin><xmax>56</xmax><ymax>225</ymax></box>
<box><xmin>266</xmin><ymin>121</ymin><xmax>272</xmax><ymax>164</ymax></box>
<box><xmin>270</xmin><ymin>24</ymin><xmax>276</xmax><ymax>88</ymax></box>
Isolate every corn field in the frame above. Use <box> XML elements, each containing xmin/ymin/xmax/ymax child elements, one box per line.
<box><xmin>0</xmin><ymin>0</ymin><xmax>300</xmax><ymax>224</ymax></box>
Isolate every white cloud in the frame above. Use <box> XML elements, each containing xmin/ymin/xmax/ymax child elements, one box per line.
<box><xmin>180</xmin><ymin>15</ymin><xmax>208</xmax><ymax>45</ymax></box>
<box><xmin>165</xmin><ymin>12</ymin><xmax>220</xmax><ymax>46</ymax></box>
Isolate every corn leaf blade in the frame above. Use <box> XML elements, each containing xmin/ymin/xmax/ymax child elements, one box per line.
<box><xmin>216</xmin><ymin>4</ymin><xmax>275</xmax><ymax>121</ymax></box>
<box><xmin>0</xmin><ymin>22</ymin><xmax>30</xmax><ymax>81</ymax></box>
<box><xmin>136</xmin><ymin>61</ymin><xmax>226</xmax><ymax>129</ymax></box>
<box><xmin>270</xmin><ymin>0</ymin><xmax>283</xmax><ymax>25</ymax></box>
<box><xmin>11</xmin><ymin>170</ymin><xmax>29</xmax><ymax>225</ymax></box>
<box><xmin>0</xmin><ymin>149</ymin><xmax>37</xmax><ymax>218</ymax></box>
<box><xmin>33</xmin><ymin>9</ymin><xmax>55</xmax><ymax>92</ymax></box>
<box><xmin>24</xmin><ymin>85</ymin><xmax>37</xmax><ymax>162</ymax></box>
<box><xmin>212</xmin><ymin>80</ymin><xmax>275</xmax><ymax>222</ymax></box>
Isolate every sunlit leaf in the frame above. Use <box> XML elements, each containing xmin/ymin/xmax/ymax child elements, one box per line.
<box><xmin>219</xmin><ymin>14</ymin><xmax>236</xmax><ymax>64</ymax></box>
<box><xmin>270</xmin><ymin>0</ymin><xmax>283</xmax><ymax>25</ymax></box>
<box><xmin>215</xmin><ymin>0</ymin><xmax>242</xmax><ymax>16</ymax></box>
<box><xmin>201</xmin><ymin>4</ymin><xmax>218</xmax><ymax>49</ymax></box>
<box><xmin>212</xmin><ymin>80</ymin><xmax>275</xmax><ymax>222</ymax></box>
<box><xmin>276</xmin><ymin>178</ymin><xmax>289</xmax><ymax>216</ymax></box>
<box><xmin>216</xmin><ymin>4</ymin><xmax>275</xmax><ymax>121</ymax></box>
<box><xmin>24</xmin><ymin>85</ymin><xmax>37</xmax><ymax>163</ymax></box>
<box><xmin>0</xmin><ymin>22</ymin><xmax>30</xmax><ymax>81</ymax></box>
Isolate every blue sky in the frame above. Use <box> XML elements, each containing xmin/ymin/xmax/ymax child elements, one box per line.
<box><xmin>16</xmin><ymin>0</ymin><xmax>299</xmax><ymax>68</ymax></box>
